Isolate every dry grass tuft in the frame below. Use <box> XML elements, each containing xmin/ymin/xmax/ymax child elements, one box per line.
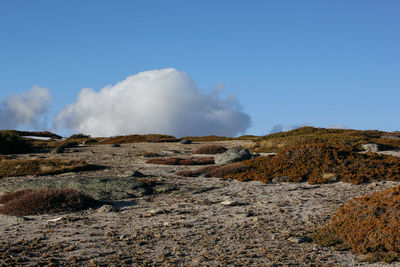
<box><xmin>146</xmin><ymin>156</ymin><xmax>214</xmax><ymax>165</ymax></box>
<box><xmin>222</xmin><ymin>142</ymin><xmax>400</xmax><ymax>184</ymax></box>
<box><xmin>0</xmin><ymin>158</ymin><xmax>102</xmax><ymax>177</ymax></box>
<box><xmin>0</xmin><ymin>188</ymin><xmax>100</xmax><ymax>216</ymax></box>
<box><xmin>176</xmin><ymin>163</ymin><xmax>248</xmax><ymax>177</ymax></box>
<box><xmin>194</xmin><ymin>145</ymin><xmax>227</xmax><ymax>155</ymax></box>
<box><xmin>312</xmin><ymin>185</ymin><xmax>400</xmax><ymax>262</ymax></box>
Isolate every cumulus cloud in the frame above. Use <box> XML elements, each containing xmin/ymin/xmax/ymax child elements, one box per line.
<box><xmin>56</xmin><ymin>68</ymin><xmax>251</xmax><ymax>137</ymax></box>
<box><xmin>0</xmin><ymin>86</ymin><xmax>51</xmax><ymax>130</ymax></box>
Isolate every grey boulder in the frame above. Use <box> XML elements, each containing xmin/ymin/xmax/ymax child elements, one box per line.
<box><xmin>361</xmin><ymin>143</ymin><xmax>381</xmax><ymax>153</ymax></box>
<box><xmin>214</xmin><ymin>148</ymin><xmax>252</xmax><ymax>165</ymax></box>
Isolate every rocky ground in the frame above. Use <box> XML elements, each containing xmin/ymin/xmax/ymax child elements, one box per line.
<box><xmin>1</xmin><ymin>140</ymin><xmax>400</xmax><ymax>266</ymax></box>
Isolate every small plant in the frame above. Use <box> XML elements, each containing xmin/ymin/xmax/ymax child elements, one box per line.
<box><xmin>312</xmin><ymin>185</ymin><xmax>400</xmax><ymax>263</ymax></box>
<box><xmin>0</xmin><ymin>131</ymin><xmax>33</xmax><ymax>154</ymax></box>
<box><xmin>0</xmin><ymin>188</ymin><xmax>100</xmax><ymax>216</ymax></box>
<box><xmin>146</xmin><ymin>156</ymin><xmax>214</xmax><ymax>165</ymax></box>
<box><xmin>194</xmin><ymin>145</ymin><xmax>228</xmax><ymax>155</ymax></box>
<box><xmin>176</xmin><ymin>163</ymin><xmax>248</xmax><ymax>177</ymax></box>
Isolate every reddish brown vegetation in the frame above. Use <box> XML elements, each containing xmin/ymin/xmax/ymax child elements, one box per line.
<box><xmin>100</xmin><ymin>134</ymin><xmax>178</xmax><ymax>144</ymax></box>
<box><xmin>313</xmin><ymin>185</ymin><xmax>400</xmax><ymax>262</ymax></box>
<box><xmin>194</xmin><ymin>145</ymin><xmax>227</xmax><ymax>155</ymax></box>
<box><xmin>222</xmin><ymin>143</ymin><xmax>400</xmax><ymax>184</ymax></box>
<box><xmin>176</xmin><ymin>163</ymin><xmax>248</xmax><ymax>177</ymax></box>
<box><xmin>0</xmin><ymin>188</ymin><xmax>99</xmax><ymax>216</ymax></box>
<box><xmin>0</xmin><ymin>158</ymin><xmax>102</xmax><ymax>177</ymax></box>
<box><xmin>146</xmin><ymin>157</ymin><xmax>214</xmax><ymax>165</ymax></box>
<box><xmin>251</xmin><ymin>126</ymin><xmax>400</xmax><ymax>153</ymax></box>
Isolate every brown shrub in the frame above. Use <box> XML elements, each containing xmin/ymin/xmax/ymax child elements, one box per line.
<box><xmin>0</xmin><ymin>189</ymin><xmax>35</xmax><ymax>204</ymax></box>
<box><xmin>194</xmin><ymin>145</ymin><xmax>228</xmax><ymax>155</ymax></box>
<box><xmin>312</xmin><ymin>185</ymin><xmax>400</xmax><ymax>262</ymax></box>
<box><xmin>67</xmin><ymin>133</ymin><xmax>91</xmax><ymax>140</ymax></box>
<box><xmin>146</xmin><ymin>157</ymin><xmax>214</xmax><ymax>165</ymax></box>
<box><xmin>100</xmin><ymin>134</ymin><xmax>178</xmax><ymax>144</ymax></box>
<box><xmin>223</xmin><ymin>142</ymin><xmax>400</xmax><ymax>184</ymax></box>
<box><xmin>176</xmin><ymin>163</ymin><xmax>248</xmax><ymax>177</ymax></box>
<box><xmin>0</xmin><ymin>158</ymin><xmax>102</xmax><ymax>177</ymax></box>
<box><xmin>251</xmin><ymin>126</ymin><xmax>400</xmax><ymax>153</ymax></box>
<box><xmin>0</xmin><ymin>188</ymin><xmax>99</xmax><ymax>216</ymax></box>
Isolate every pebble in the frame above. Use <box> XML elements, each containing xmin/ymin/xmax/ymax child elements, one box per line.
<box><xmin>97</xmin><ymin>205</ymin><xmax>115</xmax><ymax>213</ymax></box>
<box><xmin>220</xmin><ymin>200</ymin><xmax>239</xmax><ymax>206</ymax></box>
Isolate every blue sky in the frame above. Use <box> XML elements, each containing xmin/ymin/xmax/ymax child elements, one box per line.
<box><xmin>0</xmin><ymin>0</ymin><xmax>399</xmax><ymax>136</ymax></box>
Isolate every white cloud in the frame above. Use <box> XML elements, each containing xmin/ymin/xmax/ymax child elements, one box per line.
<box><xmin>56</xmin><ymin>68</ymin><xmax>251</xmax><ymax>137</ymax></box>
<box><xmin>0</xmin><ymin>86</ymin><xmax>51</xmax><ymax>130</ymax></box>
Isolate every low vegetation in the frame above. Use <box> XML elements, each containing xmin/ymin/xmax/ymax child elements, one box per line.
<box><xmin>0</xmin><ymin>158</ymin><xmax>101</xmax><ymax>177</ymax></box>
<box><xmin>146</xmin><ymin>156</ymin><xmax>214</xmax><ymax>165</ymax></box>
<box><xmin>312</xmin><ymin>185</ymin><xmax>400</xmax><ymax>263</ymax></box>
<box><xmin>250</xmin><ymin>126</ymin><xmax>400</xmax><ymax>153</ymax></box>
<box><xmin>0</xmin><ymin>188</ymin><xmax>99</xmax><ymax>216</ymax></box>
<box><xmin>0</xmin><ymin>176</ymin><xmax>158</xmax><ymax>201</ymax></box>
<box><xmin>100</xmin><ymin>134</ymin><xmax>178</xmax><ymax>144</ymax></box>
<box><xmin>222</xmin><ymin>143</ymin><xmax>400</xmax><ymax>184</ymax></box>
<box><xmin>176</xmin><ymin>163</ymin><xmax>248</xmax><ymax>177</ymax></box>
<box><xmin>181</xmin><ymin>135</ymin><xmax>258</xmax><ymax>142</ymax></box>
<box><xmin>194</xmin><ymin>144</ymin><xmax>227</xmax><ymax>155</ymax></box>
<box><xmin>67</xmin><ymin>133</ymin><xmax>91</xmax><ymax>140</ymax></box>
<box><xmin>0</xmin><ymin>131</ymin><xmax>33</xmax><ymax>154</ymax></box>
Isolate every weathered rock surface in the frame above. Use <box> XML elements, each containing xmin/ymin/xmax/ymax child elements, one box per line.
<box><xmin>361</xmin><ymin>143</ymin><xmax>381</xmax><ymax>152</ymax></box>
<box><xmin>214</xmin><ymin>148</ymin><xmax>252</xmax><ymax>165</ymax></box>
